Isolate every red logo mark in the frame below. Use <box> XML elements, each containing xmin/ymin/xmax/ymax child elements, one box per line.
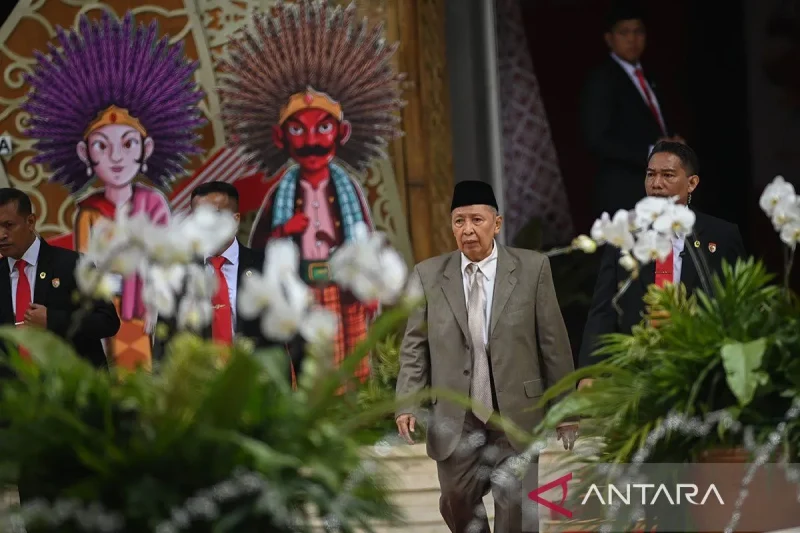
<box><xmin>529</xmin><ymin>472</ymin><xmax>572</xmax><ymax>518</ymax></box>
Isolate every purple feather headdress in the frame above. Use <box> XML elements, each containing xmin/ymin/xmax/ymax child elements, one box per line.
<box><xmin>22</xmin><ymin>10</ymin><xmax>205</xmax><ymax>193</ymax></box>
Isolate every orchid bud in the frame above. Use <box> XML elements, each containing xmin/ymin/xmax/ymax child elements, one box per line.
<box><xmin>572</xmin><ymin>234</ymin><xmax>597</xmax><ymax>254</ymax></box>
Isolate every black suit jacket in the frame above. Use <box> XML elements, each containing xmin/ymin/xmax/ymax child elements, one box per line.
<box><xmin>580</xmin><ymin>56</ymin><xmax>675</xmax><ymax>216</ymax></box>
<box><xmin>0</xmin><ymin>239</ymin><xmax>120</xmax><ymax>367</ymax></box>
<box><xmin>578</xmin><ymin>212</ymin><xmax>746</xmax><ymax>367</ymax></box>
<box><xmin>152</xmin><ymin>241</ymin><xmax>294</xmax><ymax>369</ymax></box>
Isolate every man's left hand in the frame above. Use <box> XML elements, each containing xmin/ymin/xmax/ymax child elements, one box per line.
<box><xmin>556</xmin><ymin>423</ymin><xmax>579</xmax><ymax>451</ymax></box>
<box><xmin>24</xmin><ymin>303</ymin><xmax>47</xmax><ymax>328</ymax></box>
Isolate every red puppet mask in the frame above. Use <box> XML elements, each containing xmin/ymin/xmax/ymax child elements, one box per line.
<box><xmin>272</xmin><ymin>108</ymin><xmax>352</xmax><ymax>183</ymax></box>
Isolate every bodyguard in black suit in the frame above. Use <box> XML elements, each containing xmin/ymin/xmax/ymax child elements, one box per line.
<box><xmin>578</xmin><ymin>142</ymin><xmax>745</xmax><ymax>376</ymax></box>
<box><xmin>0</xmin><ymin>188</ymin><xmax>120</xmax><ymax>367</ymax></box>
<box><xmin>580</xmin><ymin>2</ymin><xmax>685</xmax><ymax>217</ymax></box>
<box><xmin>153</xmin><ymin>182</ymin><xmax>296</xmax><ymax>377</ymax></box>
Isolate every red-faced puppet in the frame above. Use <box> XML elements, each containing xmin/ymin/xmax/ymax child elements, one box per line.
<box><xmin>220</xmin><ymin>0</ymin><xmax>405</xmax><ymax>381</ymax></box>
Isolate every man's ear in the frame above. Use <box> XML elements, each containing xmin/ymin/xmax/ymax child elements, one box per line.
<box><xmin>688</xmin><ymin>174</ymin><xmax>700</xmax><ymax>193</ymax></box>
<box><xmin>494</xmin><ymin>215</ymin><xmax>503</xmax><ymax>235</ymax></box>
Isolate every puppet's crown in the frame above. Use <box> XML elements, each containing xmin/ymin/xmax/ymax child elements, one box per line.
<box><xmin>84</xmin><ymin>105</ymin><xmax>147</xmax><ymax>138</ymax></box>
<box><xmin>278</xmin><ymin>87</ymin><xmax>343</xmax><ymax>126</ymax></box>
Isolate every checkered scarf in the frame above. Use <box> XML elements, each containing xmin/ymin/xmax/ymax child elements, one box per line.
<box><xmin>271</xmin><ymin>163</ymin><xmax>364</xmax><ymax>243</ymax></box>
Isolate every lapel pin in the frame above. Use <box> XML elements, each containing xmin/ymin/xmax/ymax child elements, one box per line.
<box><xmin>708</xmin><ymin>242</ymin><xmax>717</xmax><ymax>253</ymax></box>
<box><xmin>52</xmin><ymin>278</ymin><xmax>60</xmax><ymax>288</ymax></box>
<box><xmin>693</xmin><ymin>240</ymin><xmax>700</xmax><ymax>248</ymax></box>
<box><xmin>39</xmin><ymin>271</ymin><xmax>46</xmax><ymax>279</ymax></box>
<box><xmin>244</xmin><ymin>269</ymin><xmax>253</xmax><ymax>277</ymax></box>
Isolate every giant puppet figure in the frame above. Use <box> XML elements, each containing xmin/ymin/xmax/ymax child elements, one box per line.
<box><xmin>221</xmin><ymin>0</ymin><xmax>405</xmax><ymax>380</ymax></box>
<box><xmin>23</xmin><ymin>11</ymin><xmax>205</xmax><ymax>369</ymax></box>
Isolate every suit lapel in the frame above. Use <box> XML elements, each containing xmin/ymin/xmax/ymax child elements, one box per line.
<box><xmin>609</xmin><ymin>58</ymin><xmax>664</xmax><ymax>132</ymax></box>
<box><xmin>442</xmin><ymin>252</ymin><xmax>469</xmax><ymax>341</ymax></box>
<box><xmin>33</xmin><ymin>240</ymin><xmax>51</xmax><ymax>305</ymax></box>
<box><xmin>235</xmin><ymin>241</ymin><xmax>257</xmax><ymax>335</ymax></box>
<box><xmin>680</xmin><ymin>219</ymin><xmax>705</xmax><ymax>291</ymax></box>
<box><xmin>0</xmin><ymin>259</ymin><xmax>12</xmax><ymax>324</ymax></box>
<box><xmin>490</xmin><ymin>245</ymin><xmax>517</xmax><ymax>334</ymax></box>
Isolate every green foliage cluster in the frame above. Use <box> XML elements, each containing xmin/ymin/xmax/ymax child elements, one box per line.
<box><xmin>539</xmin><ymin>259</ymin><xmax>800</xmax><ymax>463</ymax></box>
<box><xmin>0</xmin><ymin>306</ymin><xmax>414</xmax><ymax>533</ymax></box>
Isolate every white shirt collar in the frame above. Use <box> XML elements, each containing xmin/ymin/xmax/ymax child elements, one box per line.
<box><xmin>207</xmin><ymin>238</ymin><xmax>239</xmax><ymax>266</ymax></box>
<box><xmin>460</xmin><ymin>240</ymin><xmax>498</xmax><ymax>281</ymax></box>
<box><xmin>610</xmin><ymin>52</ymin><xmax>642</xmax><ymax>77</ymax></box>
<box><xmin>8</xmin><ymin>237</ymin><xmax>40</xmax><ymax>271</ymax></box>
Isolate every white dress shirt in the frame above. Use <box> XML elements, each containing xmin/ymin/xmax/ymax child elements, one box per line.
<box><xmin>460</xmin><ymin>241</ymin><xmax>498</xmax><ymax>346</ymax></box>
<box><xmin>206</xmin><ymin>239</ymin><xmax>240</xmax><ymax>333</ymax></box>
<box><xmin>671</xmin><ymin>237</ymin><xmax>685</xmax><ymax>284</ymax></box>
<box><xmin>8</xmin><ymin>237</ymin><xmax>40</xmax><ymax>320</ymax></box>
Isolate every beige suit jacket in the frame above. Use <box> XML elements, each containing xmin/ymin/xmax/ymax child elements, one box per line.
<box><xmin>395</xmin><ymin>244</ymin><xmax>574</xmax><ymax>462</ymax></box>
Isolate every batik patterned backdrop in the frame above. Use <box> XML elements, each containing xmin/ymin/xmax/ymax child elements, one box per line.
<box><xmin>496</xmin><ymin>0</ymin><xmax>573</xmax><ymax>246</ymax></box>
<box><xmin>0</xmin><ymin>0</ymin><xmax>413</xmax><ymax>264</ymax></box>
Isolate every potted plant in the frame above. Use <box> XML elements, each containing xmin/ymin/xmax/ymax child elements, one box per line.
<box><xmin>532</xmin><ymin>177</ymin><xmax>800</xmax><ymax>532</ymax></box>
<box><xmin>0</xmin><ymin>206</ymin><xmax>423</xmax><ymax>532</ymax></box>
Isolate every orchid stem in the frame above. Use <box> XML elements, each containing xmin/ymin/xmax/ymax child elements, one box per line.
<box><xmin>612</xmin><ymin>276</ymin><xmax>634</xmax><ymax>317</ymax></box>
<box><xmin>544</xmin><ymin>245</ymin><xmax>576</xmax><ymax>258</ymax></box>
<box><xmin>784</xmin><ymin>245</ymin><xmax>795</xmax><ymax>294</ymax></box>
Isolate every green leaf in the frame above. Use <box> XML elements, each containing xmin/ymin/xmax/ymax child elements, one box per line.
<box><xmin>0</xmin><ymin>325</ymin><xmax>80</xmax><ymax>368</ymax></box>
<box><xmin>720</xmin><ymin>338</ymin><xmax>768</xmax><ymax>406</ymax></box>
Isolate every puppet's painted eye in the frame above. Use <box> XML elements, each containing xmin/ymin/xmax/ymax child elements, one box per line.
<box><xmin>288</xmin><ymin>125</ymin><xmax>304</xmax><ymax>136</ymax></box>
<box><xmin>317</xmin><ymin>122</ymin><xmax>334</xmax><ymax>134</ymax></box>
<box><xmin>91</xmin><ymin>141</ymin><xmax>107</xmax><ymax>151</ymax></box>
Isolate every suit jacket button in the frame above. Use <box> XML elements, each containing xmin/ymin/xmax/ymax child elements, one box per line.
<box><xmin>463</xmin><ymin>369</ymin><xmax>470</xmax><ymax>376</ymax></box>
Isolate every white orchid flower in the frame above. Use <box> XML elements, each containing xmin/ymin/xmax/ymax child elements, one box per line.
<box><xmin>760</xmin><ymin>175</ymin><xmax>796</xmax><ymax>217</ymax></box>
<box><xmin>652</xmin><ymin>203</ymin><xmax>696</xmax><ymax>238</ymax></box>
<box><xmin>632</xmin><ymin>229</ymin><xmax>673</xmax><ymax>264</ymax></box>
<box><xmin>780</xmin><ymin>221</ymin><xmax>800</xmax><ymax>247</ymax></box>
<box><xmin>604</xmin><ymin>210</ymin><xmax>636</xmax><ymax>252</ymax></box>
<box><xmin>633</xmin><ymin>196</ymin><xmax>676</xmax><ymax>230</ymax></box>
<box><xmin>177</xmin><ymin>297</ymin><xmax>213</xmax><ymax>332</ymax></box>
<box><xmin>589</xmin><ymin>210</ymin><xmax>634</xmax><ymax>252</ymax></box>
<box><xmin>141</xmin><ymin>265</ymin><xmax>181</xmax><ymax>319</ymax></box>
<box><xmin>264</xmin><ymin>238</ymin><xmax>301</xmax><ymax>277</ymax></box>
<box><xmin>299</xmin><ymin>307</ymin><xmax>339</xmax><ymax>346</ymax></box>
<box><xmin>619</xmin><ymin>252</ymin><xmax>638</xmax><ymax>272</ymax></box>
<box><xmin>176</xmin><ymin>205</ymin><xmax>238</xmax><ymax>259</ymax></box>
<box><xmin>237</xmin><ymin>269</ymin><xmax>282</xmax><ymax>320</ymax></box>
<box><xmin>771</xmin><ymin>195</ymin><xmax>800</xmax><ymax>231</ymax></box>
<box><xmin>74</xmin><ymin>257</ymin><xmax>116</xmax><ymax>301</ymax></box>
<box><xmin>261</xmin><ymin>275</ymin><xmax>313</xmax><ymax>341</ymax></box>
<box><xmin>590</xmin><ymin>212</ymin><xmax>611</xmax><ymax>242</ymax></box>
<box><xmin>376</xmin><ymin>248</ymin><xmax>408</xmax><ymax>303</ymax></box>
<box><xmin>329</xmin><ymin>222</ymin><xmax>410</xmax><ymax>305</ymax></box>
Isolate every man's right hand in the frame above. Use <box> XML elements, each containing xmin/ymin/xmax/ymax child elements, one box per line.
<box><xmin>282</xmin><ymin>213</ymin><xmax>310</xmax><ymax>236</ymax></box>
<box><xmin>396</xmin><ymin>413</ymin><xmax>417</xmax><ymax>444</ymax></box>
<box><xmin>578</xmin><ymin>378</ymin><xmax>594</xmax><ymax>390</ymax></box>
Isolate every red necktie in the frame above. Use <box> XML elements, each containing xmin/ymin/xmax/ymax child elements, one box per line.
<box><xmin>14</xmin><ymin>259</ymin><xmax>31</xmax><ymax>360</ymax></box>
<box><xmin>209</xmin><ymin>256</ymin><xmax>233</xmax><ymax>345</ymax></box>
<box><xmin>634</xmin><ymin>68</ymin><xmax>666</xmax><ymax>135</ymax></box>
<box><xmin>655</xmin><ymin>250</ymin><xmax>674</xmax><ymax>288</ymax></box>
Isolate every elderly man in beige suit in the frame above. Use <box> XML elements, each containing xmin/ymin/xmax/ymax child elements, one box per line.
<box><xmin>395</xmin><ymin>181</ymin><xmax>578</xmax><ymax>533</ymax></box>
